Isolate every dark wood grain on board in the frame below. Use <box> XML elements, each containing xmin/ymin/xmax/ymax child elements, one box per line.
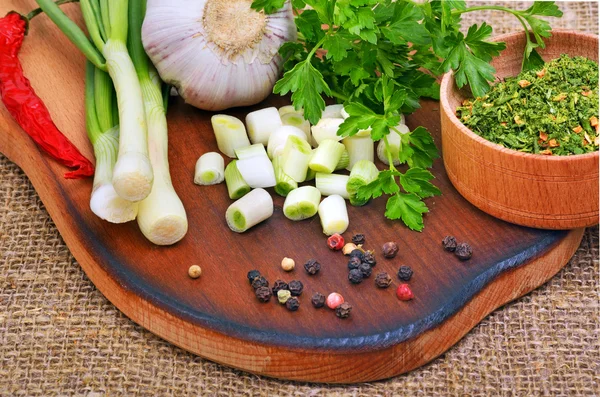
<box><xmin>0</xmin><ymin>1</ymin><xmax>584</xmax><ymax>383</ymax></box>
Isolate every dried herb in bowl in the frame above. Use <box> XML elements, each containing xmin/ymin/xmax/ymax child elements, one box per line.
<box><xmin>457</xmin><ymin>55</ymin><xmax>599</xmax><ymax>155</ymax></box>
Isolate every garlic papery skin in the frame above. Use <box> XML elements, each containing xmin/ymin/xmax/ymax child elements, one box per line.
<box><xmin>142</xmin><ymin>0</ymin><xmax>297</xmax><ymax>111</ymax></box>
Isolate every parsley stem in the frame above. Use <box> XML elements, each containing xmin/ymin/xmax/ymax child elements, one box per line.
<box><xmin>330</xmin><ymin>90</ymin><xmax>349</xmax><ymax>102</ymax></box>
<box><xmin>452</xmin><ymin>5</ymin><xmax>520</xmax><ymax>17</ymax></box>
<box><xmin>307</xmin><ymin>34</ymin><xmax>328</xmax><ymax>61</ymax></box>
<box><xmin>382</xmin><ymin>135</ymin><xmax>397</xmax><ymax>172</ymax></box>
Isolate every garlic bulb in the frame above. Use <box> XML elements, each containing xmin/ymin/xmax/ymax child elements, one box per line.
<box><xmin>142</xmin><ymin>0</ymin><xmax>297</xmax><ymax>111</ymax></box>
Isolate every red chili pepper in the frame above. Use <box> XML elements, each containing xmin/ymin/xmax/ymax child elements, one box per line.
<box><xmin>327</xmin><ymin>233</ymin><xmax>345</xmax><ymax>251</ymax></box>
<box><xmin>0</xmin><ymin>12</ymin><xmax>93</xmax><ymax>179</ymax></box>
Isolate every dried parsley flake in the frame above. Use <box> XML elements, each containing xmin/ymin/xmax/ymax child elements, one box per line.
<box><xmin>457</xmin><ymin>55</ymin><xmax>599</xmax><ymax>155</ymax></box>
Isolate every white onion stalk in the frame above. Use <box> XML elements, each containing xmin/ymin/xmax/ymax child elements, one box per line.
<box><xmin>283</xmin><ymin>186</ymin><xmax>321</xmax><ymax>221</ymax></box>
<box><xmin>246</xmin><ymin>107</ymin><xmax>283</xmax><ymax>145</ymax></box>
<box><xmin>142</xmin><ymin>0</ymin><xmax>296</xmax><ymax>111</ymax></box>
<box><xmin>85</xmin><ymin>63</ymin><xmax>138</xmax><ymax>223</ymax></box>
<box><xmin>322</xmin><ymin>104</ymin><xmax>345</xmax><ymax>119</ymax></box>
<box><xmin>377</xmin><ymin>124</ymin><xmax>410</xmax><ymax>166</ymax></box>
<box><xmin>347</xmin><ymin>160</ymin><xmax>379</xmax><ymax>206</ymax></box>
<box><xmin>342</xmin><ymin>129</ymin><xmax>374</xmax><ymax>171</ymax></box>
<box><xmin>132</xmin><ymin>12</ymin><xmax>187</xmax><ymax>246</ymax></box>
<box><xmin>281</xmin><ymin>113</ymin><xmax>311</xmax><ymax>142</ymax></box>
<box><xmin>315</xmin><ymin>173</ymin><xmax>350</xmax><ymax>199</ymax></box>
<box><xmin>318</xmin><ymin>195</ymin><xmax>349</xmax><ymax>235</ymax></box>
<box><xmin>267</xmin><ymin>125</ymin><xmax>307</xmax><ymax>159</ymax></box>
<box><xmin>211</xmin><ymin>115</ymin><xmax>251</xmax><ymax>158</ymax></box>
<box><xmin>194</xmin><ymin>152</ymin><xmax>224</xmax><ymax>185</ymax></box>
<box><xmin>225</xmin><ymin>160</ymin><xmax>251</xmax><ymax>199</ymax></box>
<box><xmin>309</xmin><ymin>139</ymin><xmax>345</xmax><ymax>173</ymax></box>
<box><xmin>226</xmin><ymin>188</ymin><xmax>274</xmax><ymax>233</ymax></box>
<box><xmin>281</xmin><ymin>135</ymin><xmax>312</xmax><ymax>182</ymax></box>
<box><xmin>236</xmin><ymin>156</ymin><xmax>276</xmax><ymax>188</ymax></box>
<box><xmin>311</xmin><ymin>118</ymin><xmax>344</xmax><ymax>145</ymax></box>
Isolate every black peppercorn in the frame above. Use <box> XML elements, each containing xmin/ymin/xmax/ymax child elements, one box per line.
<box><xmin>272</xmin><ymin>279</ymin><xmax>288</xmax><ymax>294</ymax></box>
<box><xmin>285</xmin><ymin>297</ymin><xmax>300</xmax><ymax>311</ymax></box>
<box><xmin>455</xmin><ymin>242</ymin><xmax>473</xmax><ymax>260</ymax></box>
<box><xmin>363</xmin><ymin>250</ymin><xmax>376</xmax><ymax>267</ymax></box>
<box><xmin>247</xmin><ymin>270</ymin><xmax>261</xmax><ymax>284</ymax></box>
<box><xmin>288</xmin><ymin>280</ymin><xmax>304</xmax><ymax>296</ymax></box>
<box><xmin>349</xmin><ymin>249</ymin><xmax>364</xmax><ymax>261</ymax></box>
<box><xmin>347</xmin><ymin>256</ymin><xmax>362</xmax><ymax>270</ymax></box>
<box><xmin>255</xmin><ymin>286</ymin><xmax>272</xmax><ymax>302</ymax></box>
<box><xmin>335</xmin><ymin>302</ymin><xmax>352</xmax><ymax>319</ymax></box>
<box><xmin>311</xmin><ymin>292</ymin><xmax>325</xmax><ymax>308</ymax></box>
<box><xmin>351</xmin><ymin>233</ymin><xmax>366</xmax><ymax>245</ymax></box>
<box><xmin>348</xmin><ymin>269</ymin><xmax>364</xmax><ymax>284</ymax></box>
<box><xmin>251</xmin><ymin>276</ymin><xmax>268</xmax><ymax>289</ymax></box>
<box><xmin>375</xmin><ymin>272</ymin><xmax>392</xmax><ymax>288</ymax></box>
<box><xmin>442</xmin><ymin>236</ymin><xmax>457</xmax><ymax>252</ymax></box>
<box><xmin>382</xmin><ymin>242</ymin><xmax>399</xmax><ymax>258</ymax></box>
<box><xmin>304</xmin><ymin>259</ymin><xmax>321</xmax><ymax>275</ymax></box>
<box><xmin>359</xmin><ymin>262</ymin><xmax>372</xmax><ymax>278</ymax></box>
<box><xmin>397</xmin><ymin>265</ymin><xmax>413</xmax><ymax>281</ymax></box>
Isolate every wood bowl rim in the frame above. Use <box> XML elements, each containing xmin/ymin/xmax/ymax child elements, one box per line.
<box><xmin>440</xmin><ymin>30</ymin><xmax>600</xmax><ymax>163</ymax></box>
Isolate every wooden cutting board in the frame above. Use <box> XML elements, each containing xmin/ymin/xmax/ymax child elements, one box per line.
<box><xmin>0</xmin><ymin>2</ymin><xmax>584</xmax><ymax>383</ymax></box>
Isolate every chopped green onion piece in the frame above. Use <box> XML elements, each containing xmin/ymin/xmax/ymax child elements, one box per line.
<box><xmin>267</xmin><ymin>125</ymin><xmax>307</xmax><ymax>159</ymax></box>
<box><xmin>377</xmin><ymin>124</ymin><xmax>409</xmax><ymax>166</ymax></box>
<box><xmin>225</xmin><ymin>160</ymin><xmax>251</xmax><ymax>199</ymax></box>
<box><xmin>245</xmin><ymin>107</ymin><xmax>282</xmax><ymax>145</ymax></box>
<box><xmin>283</xmin><ymin>186</ymin><xmax>321</xmax><ymax>221</ymax></box>
<box><xmin>194</xmin><ymin>152</ymin><xmax>224</xmax><ymax>185</ymax></box>
<box><xmin>279</xmin><ymin>105</ymin><xmax>303</xmax><ymax>117</ymax></box>
<box><xmin>273</xmin><ymin>154</ymin><xmax>297</xmax><ymax>197</ymax></box>
<box><xmin>322</xmin><ymin>104</ymin><xmax>344</xmax><ymax>119</ymax></box>
<box><xmin>281</xmin><ymin>135</ymin><xmax>312</xmax><ymax>183</ymax></box>
<box><xmin>211</xmin><ymin>114</ymin><xmax>251</xmax><ymax>158</ymax></box>
<box><xmin>281</xmin><ymin>112</ymin><xmax>311</xmax><ymax>140</ymax></box>
<box><xmin>236</xmin><ymin>156</ymin><xmax>276</xmax><ymax>188</ymax></box>
<box><xmin>225</xmin><ymin>188</ymin><xmax>274</xmax><ymax>233</ymax></box>
<box><xmin>347</xmin><ymin>160</ymin><xmax>379</xmax><ymax>206</ymax></box>
<box><xmin>311</xmin><ymin>118</ymin><xmax>344</xmax><ymax>145</ymax></box>
<box><xmin>318</xmin><ymin>194</ymin><xmax>349</xmax><ymax>235</ymax></box>
<box><xmin>335</xmin><ymin>148</ymin><xmax>350</xmax><ymax>171</ymax></box>
<box><xmin>235</xmin><ymin>143</ymin><xmax>268</xmax><ymax>160</ymax></box>
<box><xmin>342</xmin><ymin>130</ymin><xmax>374</xmax><ymax>171</ymax></box>
<box><xmin>309</xmin><ymin>139</ymin><xmax>345</xmax><ymax>173</ymax></box>
<box><xmin>315</xmin><ymin>173</ymin><xmax>350</xmax><ymax>199</ymax></box>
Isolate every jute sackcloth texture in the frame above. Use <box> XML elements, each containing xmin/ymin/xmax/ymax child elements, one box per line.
<box><xmin>0</xmin><ymin>1</ymin><xmax>598</xmax><ymax>395</ymax></box>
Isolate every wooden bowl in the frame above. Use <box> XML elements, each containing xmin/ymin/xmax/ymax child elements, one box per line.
<box><xmin>440</xmin><ymin>31</ymin><xmax>599</xmax><ymax>230</ymax></box>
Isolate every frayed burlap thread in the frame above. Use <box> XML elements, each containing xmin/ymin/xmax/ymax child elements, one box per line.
<box><xmin>1</xmin><ymin>1</ymin><xmax>598</xmax><ymax>396</ymax></box>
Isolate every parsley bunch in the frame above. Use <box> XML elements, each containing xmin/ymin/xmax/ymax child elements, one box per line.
<box><xmin>253</xmin><ymin>0</ymin><xmax>562</xmax><ymax>231</ymax></box>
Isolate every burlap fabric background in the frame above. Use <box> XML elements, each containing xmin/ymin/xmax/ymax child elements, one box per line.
<box><xmin>1</xmin><ymin>1</ymin><xmax>598</xmax><ymax>395</ymax></box>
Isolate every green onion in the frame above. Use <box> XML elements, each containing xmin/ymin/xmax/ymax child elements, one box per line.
<box><xmin>266</xmin><ymin>125</ymin><xmax>307</xmax><ymax>159</ymax></box>
<box><xmin>376</xmin><ymin>124</ymin><xmax>409</xmax><ymax>166</ymax></box>
<box><xmin>308</xmin><ymin>139</ymin><xmax>345</xmax><ymax>173</ymax></box>
<box><xmin>226</xmin><ymin>188</ymin><xmax>274</xmax><ymax>233</ymax></box>
<box><xmin>278</xmin><ymin>105</ymin><xmax>302</xmax><ymax>117</ymax></box>
<box><xmin>245</xmin><ymin>107</ymin><xmax>282</xmax><ymax>145</ymax></box>
<box><xmin>315</xmin><ymin>173</ymin><xmax>350</xmax><ymax>199</ymax></box>
<box><xmin>235</xmin><ymin>143</ymin><xmax>268</xmax><ymax>160</ymax></box>
<box><xmin>225</xmin><ymin>160</ymin><xmax>251</xmax><ymax>199</ymax></box>
<box><xmin>335</xmin><ymin>148</ymin><xmax>350</xmax><ymax>171</ymax></box>
<box><xmin>311</xmin><ymin>118</ymin><xmax>344</xmax><ymax>145</ymax></box>
<box><xmin>281</xmin><ymin>112</ymin><xmax>311</xmax><ymax>141</ymax></box>
<box><xmin>194</xmin><ymin>152</ymin><xmax>225</xmax><ymax>185</ymax></box>
<box><xmin>236</xmin><ymin>156</ymin><xmax>276</xmax><ymax>188</ymax></box>
<box><xmin>322</xmin><ymin>104</ymin><xmax>344</xmax><ymax>118</ymax></box>
<box><xmin>318</xmin><ymin>194</ymin><xmax>349</xmax><ymax>235</ymax></box>
<box><xmin>211</xmin><ymin>114</ymin><xmax>251</xmax><ymax>158</ymax></box>
<box><xmin>346</xmin><ymin>160</ymin><xmax>379</xmax><ymax>206</ymax></box>
<box><xmin>273</xmin><ymin>154</ymin><xmax>297</xmax><ymax>197</ymax></box>
<box><xmin>281</xmin><ymin>135</ymin><xmax>312</xmax><ymax>183</ymax></box>
<box><xmin>342</xmin><ymin>129</ymin><xmax>374</xmax><ymax>171</ymax></box>
<box><xmin>283</xmin><ymin>186</ymin><xmax>321</xmax><ymax>221</ymax></box>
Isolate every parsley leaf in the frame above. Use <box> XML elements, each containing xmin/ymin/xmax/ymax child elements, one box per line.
<box><xmin>385</xmin><ymin>193</ymin><xmax>429</xmax><ymax>231</ymax></box>
<box><xmin>250</xmin><ymin>0</ymin><xmax>285</xmax><ymax>14</ymax></box>
<box><xmin>274</xmin><ymin>59</ymin><xmax>331</xmax><ymax>124</ymax></box>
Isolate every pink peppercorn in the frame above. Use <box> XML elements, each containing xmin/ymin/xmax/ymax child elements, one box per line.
<box><xmin>327</xmin><ymin>233</ymin><xmax>345</xmax><ymax>250</ymax></box>
<box><xmin>326</xmin><ymin>292</ymin><xmax>344</xmax><ymax>309</ymax></box>
<box><xmin>396</xmin><ymin>284</ymin><xmax>414</xmax><ymax>301</ymax></box>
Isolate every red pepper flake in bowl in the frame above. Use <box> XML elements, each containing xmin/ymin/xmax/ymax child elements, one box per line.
<box><xmin>327</xmin><ymin>233</ymin><xmax>344</xmax><ymax>250</ymax></box>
